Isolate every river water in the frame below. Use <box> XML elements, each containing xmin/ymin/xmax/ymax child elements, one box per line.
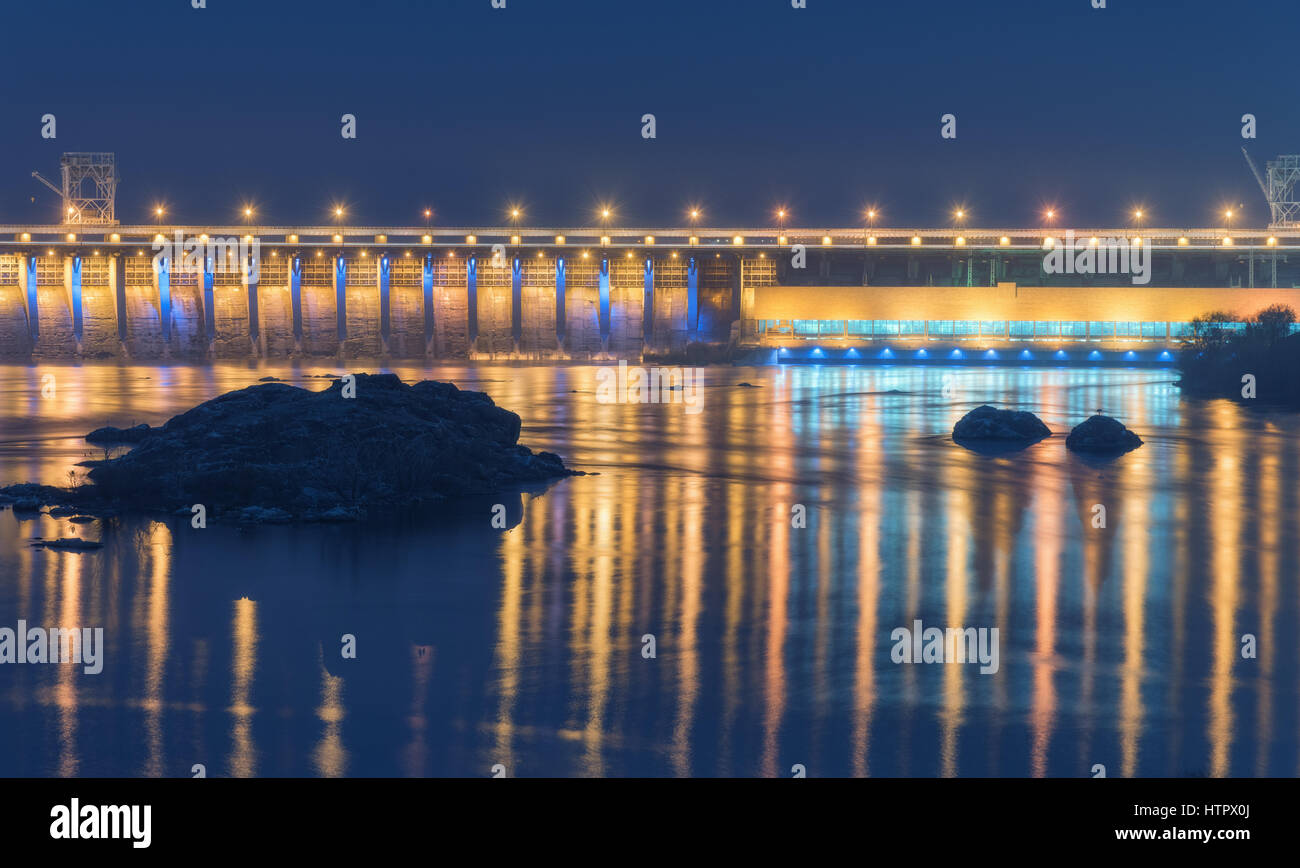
<box><xmin>0</xmin><ymin>362</ymin><xmax>1296</xmax><ymax>777</ymax></box>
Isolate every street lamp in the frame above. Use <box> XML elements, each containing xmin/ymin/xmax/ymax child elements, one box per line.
<box><xmin>333</xmin><ymin>205</ymin><xmax>346</xmax><ymax>246</ymax></box>
<box><xmin>508</xmin><ymin>206</ymin><xmax>524</xmax><ymax>254</ymax></box>
<box><xmin>597</xmin><ymin>204</ymin><xmax>614</xmax><ymax>246</ymax></box>
<box><xmin>1223</xmin><ymin>206</ymin><xmax>1239</xmax><ymax>234</ymax></box>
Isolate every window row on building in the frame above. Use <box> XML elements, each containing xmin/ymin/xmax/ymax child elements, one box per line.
<box><xmin>761</xmin><ymin>319</ymin><xmax>1289</xmax><ymax>341</ymax></box>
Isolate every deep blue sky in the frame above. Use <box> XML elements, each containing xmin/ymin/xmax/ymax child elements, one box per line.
<box><xmin>3</xmin><ymin>0</ymin><xmax>1295</xmax><ymax>228</ymax></box>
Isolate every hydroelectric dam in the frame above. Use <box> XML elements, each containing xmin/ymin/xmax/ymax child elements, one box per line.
<box><xmin>3</xmin><ymin>223</ymin><xmax>1299</xmax><ymax>364</ymax></box>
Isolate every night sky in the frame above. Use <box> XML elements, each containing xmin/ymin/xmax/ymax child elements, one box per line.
<box><xmin>3</xmin><ymin>0</ymin><xmax>1295</xmax><ymax>228</ymax></box>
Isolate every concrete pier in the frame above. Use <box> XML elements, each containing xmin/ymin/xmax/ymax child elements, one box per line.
<box><xmin>22</xmin><ymin>256</ymin><xmax>38</xmax><ymax>342</ymax></box>
<box><xmin>202</xmin><ymin>257</ymin><xmax>216</xmax><ymax>346</ymax></box>
<box><xmin>156</xmin><ymin>255</ymin><xmax>171</xmax><ymax>344</ymax></box>
<box><xmin>290</xmin><ymin>256</ymin><xmax>303</xmax><ymax>349</ymax></box>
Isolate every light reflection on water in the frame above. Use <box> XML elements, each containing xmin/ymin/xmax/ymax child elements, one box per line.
<box><xmin>0</xmin><ymin>362</ymin><xmax>1297</xmax><ymax>777</ymax></box>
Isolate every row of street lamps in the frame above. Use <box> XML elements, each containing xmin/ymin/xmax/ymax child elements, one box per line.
<box><xmin>142</xmin><ymin>202</ymin><xmax>1251</xmax><ymax>230</ymax></box>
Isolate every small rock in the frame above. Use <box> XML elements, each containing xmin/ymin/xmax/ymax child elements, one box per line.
<box><xmin>1066</xmin><ymin>415</ymin><xmax>1143</xmax><ymax>455</ymax></box>
<box><xmin>953</xmin><ymin>405</ymin><xmax>1051</xmax><ymax>444</ymax></box>
<box><xmin>49</xmin><ymin>505</ymin><xmax>79</xmax><ymax>517</ymax></box>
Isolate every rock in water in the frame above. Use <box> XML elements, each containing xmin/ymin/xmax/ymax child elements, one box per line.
<box><xmin>78</xmin><ymin>373</ymin><xmax>576</xmax><ymax>519</ymax></box>
<box><xmin>31</xmin><ymin>537</ymin><xmax>103</xmax><ymax>551</ymax></box>
<box><xmin>953</xmin><ymin>405</ymin><xmax>1052</xmax><ymax>445</ymax></box>
<box><xmin>1066</xmin><ymin>415</ymin><xmax>1143</xmax><ymax>455</ymax></box>
<box><xmin>86</xmin><ymin>423</ymin><xmax>153</xmax><ymax>444</ymax></box>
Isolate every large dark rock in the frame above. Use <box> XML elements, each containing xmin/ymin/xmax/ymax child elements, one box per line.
<box><xmin>1065</xmin><ymin>415</ymin><xmax>1143</xmax><ymax>455</ymax></box>
<box><xmin>953</xmin><ymin>405</ymin><xmax>1052</xmax><ymax>445</ymax></box>
<box><xmin>7</xmin><ymin>373</ymin><xmax>576</xmax><ymax>522</ymax></box>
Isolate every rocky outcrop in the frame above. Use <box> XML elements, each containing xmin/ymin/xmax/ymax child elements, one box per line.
<box><xmin>2</xmin><ymin>373</ymin><xmax>577</xmax><ymax>523</ymax></box>
<box><xmin>953</xmin><ymin>405</ymin><xmax>1052</xmax><ymax>446</ymax></box>
<box><xmin>86</xmin><ymin>423</ymin><xmax>153</xmax><ymax>444</ymax></box>
<box><xmin>1065</xmin><ymin>415</ymin><xmax>1143</xmax><ymax>455</ymax></box>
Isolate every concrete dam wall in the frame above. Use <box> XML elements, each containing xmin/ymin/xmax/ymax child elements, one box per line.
<box><xmin>0</xmin><ymin>252</ymin><xmax>773</xmax><ymax>361</ymax></box>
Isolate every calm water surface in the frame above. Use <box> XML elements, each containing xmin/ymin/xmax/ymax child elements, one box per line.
<box><xmin>0</xmin><ymin>362</ymin><xmax>1297</xmax><ymax>777</ymax></box>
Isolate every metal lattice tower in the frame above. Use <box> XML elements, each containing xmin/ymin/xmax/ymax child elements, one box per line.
<box><xmin>1264</xmin><ymin>155</ymin><xmax>1300</xmax><ymax>227</ymax></box>
<box><xmin>1243</xmin><ymin>148</ymin><xmax>1300</xmax><ymax>228</ymax></box>
<box><xmin>31</xmin><ymin>152</ymin><xmax>119</xmax><ymax>225</ymax></box>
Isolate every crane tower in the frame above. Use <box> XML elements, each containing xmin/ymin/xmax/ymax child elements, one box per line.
<box><xmin>31</xmin><ymin>152</ymin><xmax>119</xmax><ymax>226</ymax></box>
<box><xmin>1242</xmin><ymin>148</ymin><xmax>1300</xmax><ymax>228</ymax></box>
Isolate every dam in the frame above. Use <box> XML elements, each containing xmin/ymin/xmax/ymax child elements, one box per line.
<box><xmin>3</xmin><ymin>223</ymin><xmax>1299</xmax><ymax>363</ymax></box>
